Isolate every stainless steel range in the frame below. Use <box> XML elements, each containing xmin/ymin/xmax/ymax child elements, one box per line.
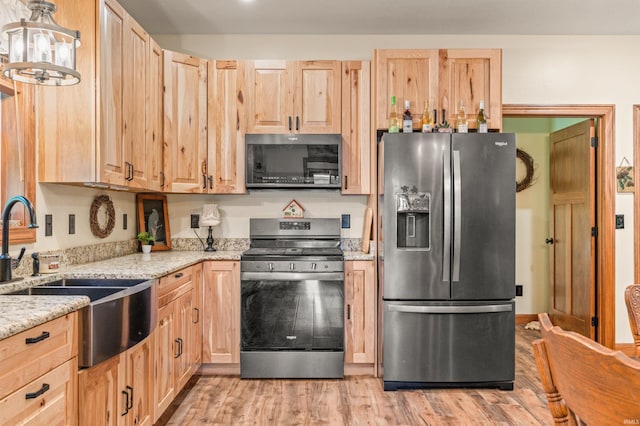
<box><xmin>240</xmin><ymin>218</ymin><xmax>344</xmax><ymax>379</ymax></box>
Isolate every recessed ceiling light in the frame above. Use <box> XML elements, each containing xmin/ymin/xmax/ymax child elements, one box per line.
<box><xmin>239</xmin><ymin>0</ymin><xmax>255</xmax><ymax>3</ymax></box>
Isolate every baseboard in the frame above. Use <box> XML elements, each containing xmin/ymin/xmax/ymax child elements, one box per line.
<box><xmin>345</xmin><ymin>363</ymin><xmax>376</xmax><ymax>377</ymax></box>
<box><xmin>516</xmin><ymin>314</ymin><xmax>539</xmax><ymax>325</ymax></box>
<box><xmin>198</xmin><ymin>363</ymin><xmax>240</xmax><ymax>376</ymax></box>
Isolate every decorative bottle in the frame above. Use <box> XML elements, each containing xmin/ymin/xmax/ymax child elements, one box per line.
<box><xmin>456</xmin><ymin>100</ymin><xmax>468</xmax><ymax>133</ymax></box>
<box><xmin>420</xmin><ymin>100</ymin><xmax>433</xmax><ymax>132</ymax></box>
<box><xmin>388</xmin><ymin>96</ymin><xmax>400</xmax><ymax>133</ymax></box>
<box><xmin>402</xmin><ymin>100</ymin><xmax>413</xmax><ymax>133</ymax></box>
<box><xmin>477</xmin><ymin>100</ymin><xmax>488</xmax><ymax>133</ymax></box>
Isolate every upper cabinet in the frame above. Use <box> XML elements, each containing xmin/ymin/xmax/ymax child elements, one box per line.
<box><xmin>374</xmin><ymin>49</ymin><xmax>502</xmax><ymax>131</ymax></box>
<box><xmin>162</xmin><ymin>51</ymin><xmax>208</xmax><ymax>193</ymax></box>
<box><xmin>147</xmin><ymin>39</ymin><xmax>165</xmax><ymax>191</ymax></box>
<box><xmin>246</xmin><ymin>60</ymin><xmax>341</xmax><ymax>134</ymax></box>
<box><xmin>38</xmin><ymin>0</ymin><xmax>163</xmax><ymax>190</ymax></box>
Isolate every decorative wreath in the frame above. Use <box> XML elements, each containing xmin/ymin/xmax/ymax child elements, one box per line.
<box><xmin>89</xmin><ymin>194</ymin><xmax>116</xmax><ymax>238</ymax></box>
<box><xmin>516</xmin><ymin>148</ymin><xmax>535</xmax><ymax>193</ymax></box>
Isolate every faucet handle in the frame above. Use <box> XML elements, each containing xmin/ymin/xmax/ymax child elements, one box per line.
<box><xmin>31</xmin><ymin>252</ymin><xmax>40</xmax><ymax>277</ymax></box>
<box><xmin>11</xmin><ymin>246</ymin><xmax>26</xmax><ymax>269</ymax></box>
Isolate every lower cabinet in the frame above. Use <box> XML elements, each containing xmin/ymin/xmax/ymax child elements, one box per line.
<box><xmin>344</xmin><ymin>260</ymin><xmax>376</xmax><ymax>372</ymax></box>
<box><xmin>202</xmin><ymin>261</ymin><xmax>240</xmax><ymax>364</ymax></box>
<box><xmin>78</xmin><ymin>335</ymin><xmax>153</xmax><ymax>426</ymax></box>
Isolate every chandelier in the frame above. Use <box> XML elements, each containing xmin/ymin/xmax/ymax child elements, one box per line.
<box><xmin>1</xmin><ymin>0</ymin><xmax>80</xmax><ymax>86</ymax></box>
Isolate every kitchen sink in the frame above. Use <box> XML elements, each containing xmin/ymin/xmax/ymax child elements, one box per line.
<box><xmin>8</xmin><ymin>278</ymin><xmax>157</xmax><ymax>368</ymax></box>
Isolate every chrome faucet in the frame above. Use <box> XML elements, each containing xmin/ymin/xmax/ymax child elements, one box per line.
<box><xmin>0</xmin><ymin>196</ymin><xmax>38</xmax><ymax>283</ymax></box>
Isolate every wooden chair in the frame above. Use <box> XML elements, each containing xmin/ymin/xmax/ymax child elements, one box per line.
<box><xmin>533</xmin><ymin>313</ymin><xmax>640</xmax><ymax>425</ymax></box>
<box><xmin>625</xmin><ymin>284</ymin><xmax>640</xmax><ymax>358</ymax></box>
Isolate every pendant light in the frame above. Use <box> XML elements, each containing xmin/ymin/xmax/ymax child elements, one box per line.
<box><xmin>1</xmin><ymin>0</ymin><xmax>80</xmax><ymax>86</ymax></box>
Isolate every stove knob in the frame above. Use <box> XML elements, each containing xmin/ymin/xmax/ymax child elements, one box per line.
<box><xmin>311</xmin><ymin>263</ymin><xmax>317</xmax><ymax>270</ymax></box>
<box><xmin>289</xmin><ymin>263</ymin><xmax>295</xmax><ymax>270</ymax></box>
<box><xmin>269</xmin><ymin>263</ymin><xmax>274</xmax><ymax>271</ymax></box>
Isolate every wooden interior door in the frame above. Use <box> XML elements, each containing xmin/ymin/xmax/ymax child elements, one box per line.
<box><xmin>549</xmin><ymin>119</ymin><xmax>596</xmax><ymax>338</ymax></box>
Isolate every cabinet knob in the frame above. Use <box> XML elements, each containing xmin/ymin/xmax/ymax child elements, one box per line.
<box><xmin>545</xmin><ymin>238</ymin><xmax>554</xmax><ymax>245</ymax></box>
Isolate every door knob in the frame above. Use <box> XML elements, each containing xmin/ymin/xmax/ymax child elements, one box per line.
<box><xmin>545</xmin><ymin>238</ymin><xmax>554</xmax><ymax>244</ymax></box>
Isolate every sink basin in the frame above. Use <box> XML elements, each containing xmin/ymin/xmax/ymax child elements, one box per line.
<box><xmin>8</xmin><ymin>278</ymin><xmax>157</xmax><ymax>368</ymax></box>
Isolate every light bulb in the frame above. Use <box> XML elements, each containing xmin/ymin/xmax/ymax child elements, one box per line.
<box><xmin>9</xmin><ymin>33</ymin><xmax>23</xmax><ymax>63</ymax></box>
<box><xmin>55</xmin><ymin>40</ymin><xmax>70</xmax><ymax>67</ymax></box>
<box><xmin>33</xmin><ymin>33</ymin><xmax>51</xmax><ymax>63</ymax></box>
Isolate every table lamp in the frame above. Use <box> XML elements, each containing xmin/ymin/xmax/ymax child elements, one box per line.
<box><xmin>200</xmin><ymin>204</ymin><xmax>220</xmax><ymax>252</ymax></box>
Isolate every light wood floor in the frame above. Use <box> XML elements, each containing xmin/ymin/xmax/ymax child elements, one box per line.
<box><xmin>159</xmin><ymin>326</ymin><xmax>552</xmax><ymax>425</ymax></box>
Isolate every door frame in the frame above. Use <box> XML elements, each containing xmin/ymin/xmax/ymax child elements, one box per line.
<box><xmin>633</xmin><ymin>106</ymin><xmax>640</xmax><ymax>287</ymax></box>
<box><xmin>503</xmin><ymin>104</ymin><xmax>615</xmax><ymax>348</ymax></box>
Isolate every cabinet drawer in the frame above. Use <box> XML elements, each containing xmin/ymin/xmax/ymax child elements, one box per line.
<box><xmin>158</xmin><ymin>265</ymin><xmax>194</xmax><ymax>307</ymax></box>
<box><xmin>0</xmin><ymin>357</ymin><xmax>77</xmax><ymax>425</ymax></box>
<box><xmin>0</xmin><ymin>313</ymin><xmax>77</xmax><ymax>400</ymax></box>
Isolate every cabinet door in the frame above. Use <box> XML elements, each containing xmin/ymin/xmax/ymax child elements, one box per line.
<box><xmin>191</xmin><ymin>262</ymin><xmax>203</xmax><ymax>370</ymax></box>
<box><xmin>154</xmin><ymin>303</ymin><xmax>176</xmax><ymax>422</ymax></box>
<box><xmin>123</xmin><ymin>15</ymin><xmax>149</xmax><ymax>189</ymax></box>
<box><xmin>341</xmin><ymin>61</ymin><xmax>371</xmax><ymax>195</ymax></box>
<box><xmin>124</xmin><ymin>336</ymin><xmax>153</xmax><ymax>426</ymax></box>
<box><xmin>208</xmin><ymin>60</ymin><xmax>246</xmax><ymax>194</ymax></box>
<box><xmin>147</xmin><ymin>38</ymin><xmax>164</xmax><ymax>191</ymax></box>
<box><xmin>202</xmin><ymin>261</ymin><xmax>240</xmax><ymax>364</ymax></box>
<box><xmin>174</xmin><ymin>289</ymin><xmax>194</xmax><ymax>392</ymax></box>
<box><xmin>245</xmin><ymin>60</ymin><xmax>293</xmax><ymax>133</ymax></box>
<box><xmin>78</xmin><ymin>354</ymin><xmax>122</xmax><ymax>426</ymax></box>
<box><xmin>163</xmin><ymin>51</ymin><xmax>208</xmax><ymax>193</ymax></box>
<box><xmin>294</xmin><ymin>60</ymin><xmax>342</xmax><ymax>133</ymax></box>
<box><xmin>374</xmin><ymin>49</ymin><xmax>439</xmax><ymax>130</ymax></box>
<box><xmin>344</xmin><ymin>260</ymin><xmax>376</xmax><ymax>364</ymax></box>
<box><xmin>439</xmin><ymin>49</ymin><xmax>502</xmax><ymax>131</ymax></box>
<box><xmin>99</xmin><ymin>0</ymin><xmax>126</xmax><ymax>186</ymax></box>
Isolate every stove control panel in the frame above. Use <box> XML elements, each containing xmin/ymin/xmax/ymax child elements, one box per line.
<box><xmin>241</xmin><ymin>260</ymin><xmax>344</xmax><ymax>273</ymax></box>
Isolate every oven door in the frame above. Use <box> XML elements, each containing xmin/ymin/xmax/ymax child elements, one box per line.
<box><xmin>240</xmin><ymin>271</ymin><xmax>344</xmax><ymax>352</ymax></box>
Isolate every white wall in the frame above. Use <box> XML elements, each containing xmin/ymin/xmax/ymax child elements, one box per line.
<box><xmin>17</xmin><ymin>34</ymin><xmax>636</xmax><ymax>343</ymax></box>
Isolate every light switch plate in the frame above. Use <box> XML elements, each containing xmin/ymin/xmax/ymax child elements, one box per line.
<box><xmin>123</xmin><ymin>213</ymin><xmax>127</xmax><ymax>230</ymax></box>
<box><xmin>341</xmin><ymin>214</ymin><xmax>350</xmax><ymax>229</ymax></box>
<box><xmin>45</xmin><ymin>214</ymin><xmax>53</xmax><ymax>236</ymax></box>
<box><xmin>68</xmin><ymin>214</ymin><xmax>75</xmax><ymax>234</ymax></box>
<box><xmin>191</xmin><ymin>214</ymin><xmax>200</xmax><ymax>229</ymax></box>
<box><xmin>616</xmin><ymin>214</ymin><xmax>624</xmax><ymax>229</ymax></box>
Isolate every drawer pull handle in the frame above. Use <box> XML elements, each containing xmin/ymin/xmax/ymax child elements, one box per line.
<box><xmin>121</xmin><ymin>388</ymin><xmax>130</xmax><ymax>416</ymax></box>
<box><xmin>193</xmin><ymin>307</ymin><xmax>200</xmax><ymax>324</ymax></box>
<box><xmin>25</xmin><ymin>383</ymin><xmax>49</xmax><ymax>400</ymax></box>
<box><xmin>25</xmin><ymin>331</ymin><xmax>50</xmax><ymax>344</ymax></box>
<box><xmin>174</xmin><ymin>272</ymin><xmax>184</xmax><ymax>279</ymax></box>
<box><xmin>126</xmin><ymin>385</ymin><xmax>134</xmax><ymax>410</ymax></box>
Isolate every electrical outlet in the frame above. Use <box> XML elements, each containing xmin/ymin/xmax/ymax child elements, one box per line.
<box><xmin>45</xmin><ymin>214</ymin><xmax>53</xmax><ymax>236</ymax></box>
<box><xmin>191</xmin><ymin>214</ymin><xmax>200</xmax><ymax>229</ymax></box>
<box><xmin>68</xmin><ymin>214</ymin><xmax>75</xmax><ymax>234</ymax></box>
<box><xmin>515</xmin><ymin>284</ymin><xmax>523</xmax><ymax>297</ymax></box>
<box><xmin>341</xmin><ymin>214</ymin><xmax>350</xmax><ymax>229</ymax></box>
<box><xmin>616</xmin><ymin>214</ymin><xmax>624</xmax><ymax>229</ymax></box>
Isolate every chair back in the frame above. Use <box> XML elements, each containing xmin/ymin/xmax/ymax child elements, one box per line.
<box><xmin>533</xmin><ymin>313</ymin><xmax>640</xmax><ymax>425</ymax></box>
<box><xmin>625</xmin><ymin>284</ymin><xmax>640</xmax><ymax>357</ymax></box>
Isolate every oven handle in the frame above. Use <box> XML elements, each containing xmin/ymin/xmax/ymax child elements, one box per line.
<box><xmin>241</xmin><ymin>272</ymin><xmax>344</xmax><ymax>281</ymax></box>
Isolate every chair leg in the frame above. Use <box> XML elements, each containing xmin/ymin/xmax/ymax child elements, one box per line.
<box><xmin>532</xmin><ymin>339</ymin><xmax>570</xmax><ymax>425</ymax></box>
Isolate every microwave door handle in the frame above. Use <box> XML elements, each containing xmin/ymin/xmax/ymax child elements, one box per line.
<box><xmin>443</xmin><ymin>150</ymin><xmax>451</xmax><ymax>282</ymax></box>
<box><xmin>452</xmin><ymin>150</ymin><xmax>462</xmax><ymax>282</ymax></box>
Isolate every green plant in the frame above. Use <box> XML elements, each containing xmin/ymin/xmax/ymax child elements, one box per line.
<box><xmin>136</xmin><ymin>231</ymin><xmax>155</xmax><ymax>244</ymax></box>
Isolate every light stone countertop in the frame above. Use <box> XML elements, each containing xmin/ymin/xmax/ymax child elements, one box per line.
<box><xmin>0</xmin><ymin>249</ymin><xmax>371</xmax><ymax>340</ymax></box>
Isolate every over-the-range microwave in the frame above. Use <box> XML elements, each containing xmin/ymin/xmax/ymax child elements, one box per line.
<box><xmin>245</xmin><ymin>134</ymin><xmax>342</xmax><ymax>189</ymax></box>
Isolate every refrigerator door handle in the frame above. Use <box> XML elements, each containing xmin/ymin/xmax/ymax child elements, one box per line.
<box><xmin>452</xmin><ymin>150</ymin><xmax>462</xmax><ymax>282</ymax></box>
<box><xmin>443</xmin><ymin>150</ymin><xmax>451</xmax><ymax>282</ymax></box>
<box><xmin>388</xmin><ymin>304</ymin><xmax>513</xmax><ymax>314</ymax></box>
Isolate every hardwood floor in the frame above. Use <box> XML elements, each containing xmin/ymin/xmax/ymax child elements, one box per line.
<box><xmin>160</xmin><ymin>326</ymin><xmax>552</xmax><ymax>425</ymax></box>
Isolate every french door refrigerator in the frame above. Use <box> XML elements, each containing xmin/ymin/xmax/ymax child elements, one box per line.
<box><xmin>379</xmin><ymin>132</ymin><xmax>516</xmax><ymax>391</ymax></box>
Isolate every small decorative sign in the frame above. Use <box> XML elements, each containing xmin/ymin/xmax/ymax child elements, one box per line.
<box><xmin>616</xmin><ymin>157</ymin><xmax>634</xmax><ymax>193</ymax></box>
<box><xmin>283</xmin><ymin>199</ymin><xmax>304</xmax><ymax>218</ymax></box>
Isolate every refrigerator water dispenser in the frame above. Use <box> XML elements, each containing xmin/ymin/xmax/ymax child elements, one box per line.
<box><xmin>396</xmin><ymin>192</ymin><xmax>430</xmax><ymax>249</ymax></box>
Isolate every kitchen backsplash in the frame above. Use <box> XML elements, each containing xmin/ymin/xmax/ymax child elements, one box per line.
<box><xmin>12</xmin><ymin>237</ymin><xmax>365</xmax><ymax>278</ymax></box>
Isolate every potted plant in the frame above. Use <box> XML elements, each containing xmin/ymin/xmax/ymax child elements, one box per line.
<box><xmin>136</xmin><ymin>231</ymin><xmax>155</xmax><ymax>254</ymax></box>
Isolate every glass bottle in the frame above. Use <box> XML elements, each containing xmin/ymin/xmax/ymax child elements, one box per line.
<box><xmin>477</xmin><ymin>100</ymin><xmax>488</xmax><ymax>133</ymax></box>
<box><xmin>402</xmin><ymin>100</ymin><xmax>413</xmax><ymax>133</ymax></box>
<box><xmin>388</xmin><ymin>96</ymin><xmax>399</xmax><ymax>133</ymax></box>
<box><xmin>456</xmin><ymin>100</ymin><xmax>468</xmax><ymax>133</ymax></box>
<box><xmin>420</xmin><ymin>100</ymin><xmax>433</xmax><ymax>132</ymax></box>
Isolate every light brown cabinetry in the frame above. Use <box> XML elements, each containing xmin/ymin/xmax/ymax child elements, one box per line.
<box><xmin>154</xmin><ymin>265</ymin><xmax>201</xmax><ymax>421</ymax></box>
<box><xmin>0</xmin><ymin>313</ymin><xmax>78</xmax><ymax>425</ymax></box>
<box><xmin>147</xmin><ymin>38</ymin><xmax>165</xmax><ymax>191</ymax></box>
<box><xmin>341</xmin><ymin>61</ymin><xmax>371</xmax><ymax>195</ymax></box>
<box><xmin>77</xmin><ymin>335</ymin><xmax>153</xmax><ymax>426</ymax></box>
<box><xmin>344</xmin><ymin>260</ymin><xmax>376</xmax><ymax>373</ymax></box>
<box><xmin>246</xmin><ymin>60</ymin><xmax>341</xmax><ymax>134</ymax></box>
<box><xmin>202</xmin><ymin>261</ymin><xmax>240</xmax><ymax>364</ymax></box>
<box><xmin>374</xmin><ymin>49</ymin><xmax>502</xmax><ymax>131</ymax></box>
<box><xmin>163</xmin><ymin>51</ymin><xmax>208</xmax><ymax>193</ymax></box>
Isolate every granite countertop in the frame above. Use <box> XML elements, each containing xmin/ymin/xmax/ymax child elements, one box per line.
<box><xmin>0</xmin><ymin>249</ymin><xmax>371</xmax><ymax>340</ymax></box>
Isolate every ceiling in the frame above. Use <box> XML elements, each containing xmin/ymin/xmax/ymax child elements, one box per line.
<box><xmin>116</xmin><ymin>0</ymin><xmax>640</xmax><ymax>36</ymax></box>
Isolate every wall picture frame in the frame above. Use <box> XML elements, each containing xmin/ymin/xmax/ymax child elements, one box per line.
<box><xmin>136</xmin><ymin>193</ymin><xmax>171</xmax><ymax>251</ymax></box>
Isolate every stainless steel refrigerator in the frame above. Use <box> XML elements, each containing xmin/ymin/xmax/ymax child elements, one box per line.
<box><xmin>379</xmin><ymin>132</ymin><xmax>516</xmax><ymax>391</ymax></box>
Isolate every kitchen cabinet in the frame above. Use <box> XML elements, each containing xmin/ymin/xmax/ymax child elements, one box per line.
<box><xmin>147</xmin><ymin>38</ymin><xmax>165</xmax><ymax>191</ymax></box>
<box><xmin>246</xmin><ymin>60</ymin><xmax>341</xmax><ymax>134</ymax></box>
<box><xmin>0</xmin><ymin>313</ymin><xmax>77</xmax><ymax>425</ymax></box>
<box><xmin>373</xmin><ymin>49</ymin><xmax>502</xmax><ymax>131</ymax></box>
<box><xmin>207</xmin><ymin>60</ymin><xmax>246</xmax><ymax>194</ymax></box>
<box><xmin>202</xmin><ymin>261</ymin><xmax>240</xmax><ymax>364</ymax></box>
<box><xmin>191</xmin><ymin>262</ymin><xmax>203</xmax><ymax>367</ymax></box>
<box><xmin>154</xmin><ymin>265</ymin><xmax>200</xmax><ymax>421</ymax></box>
<box><xmin>0</xmin><ymin>79</ymin><xmax>36</xmax><ymax>245</ymax></box>
<box><xmin>38</xmin><ymin>0</ymin><xmax>163</xmax><ymax>189</ymax></box>
<box><xmin>341</xmin><ymin>61</ymin><xmax>371</xmax><ymax>195</ymax></box>
<box><xmin>163</xmin><ymin>50</ymin><xmax>208</xmax><ymax>193</ymax></box>
<box><xmin>77</xmin><ymin>335</ymin><xmax>153</xmax><ymax>426</ymax></box>
<box><xmin>344</xmin><ymin>260</ymin><xmax>376</xmax><ymax>372</ymax></box>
